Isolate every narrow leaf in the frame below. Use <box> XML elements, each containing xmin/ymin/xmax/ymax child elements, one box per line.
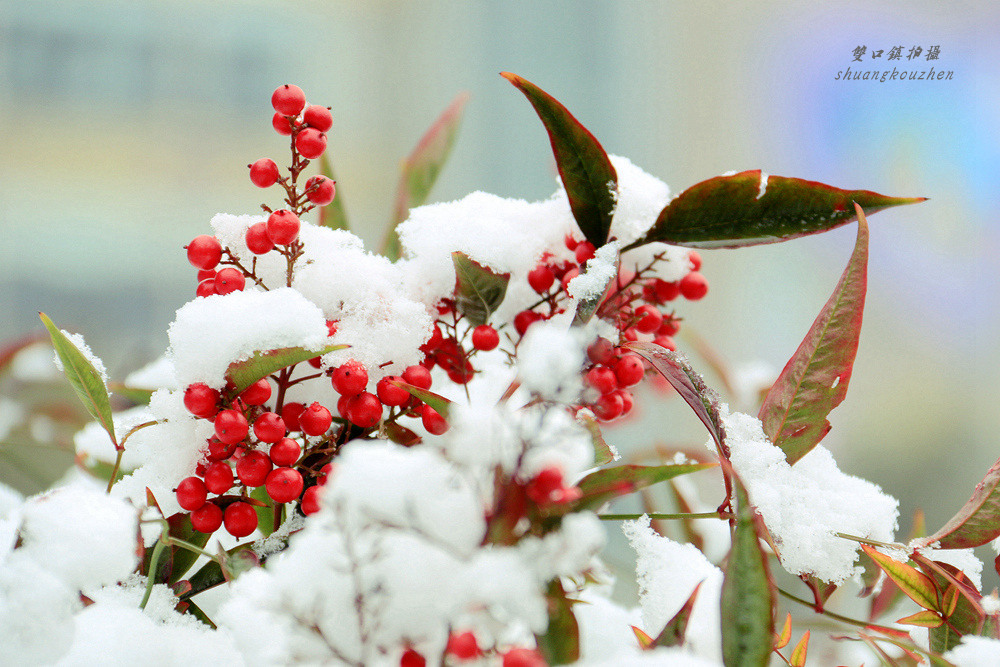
<box><xmin>789</xmin><ymin>631</ymin><xmax>810</xmax><ymax>667</ymax></box>
<box><xmin>166</xmin><ymin>513</ymin><xmax>212</xmax><ymax>584</ymax></box>
<box><xmin>721</xmin><ymin>479</ymin><xmax>776</xmax><ymax>667</ymax></box>
<box><xmin>318</xmin><ymin>153</ymin><xmax>349</xmax><ymax>232</ymax></box>
<box><xmin>915</xmin><ymin>558</ymin><xmax>985</xmax><ymax>655</ymax></box>
<box><xmin>225</xmin><ymin>343</ymin><xmax>346</xmax><ymax>395</ymax></box>
<box><xmin>632</xmin><ymin>626</ymin><xmax>654</xmax><ymax>650</ymax></box>
<box><xmin>774</xmin><ymin>613</ymin><xmax>792</xmax><ymax>649</ymax></box>
<box><xmin>536</xmin><ymin>578</ymin><xmax>580</xmax><ymax>665</ymax></box>
<box><xmin>39</xmin><ymin>313</ymin><xmax>118</xmax><ymax>450</ymax></box>
<box><xmin>914</xmin><ymin>455</ymin><xmax>1000</xmax><ymax>549</ymax></box>
<box><xmin>383</xmin><ymin>92</ymin><xmax>469</xmax><ymax>259</ymax></box>
<box><xmin>250</xmin><ymin>485</ymin><xmax>275</xmax><ymax>537</ymax></box>
<box><xmin>861</xmin><ymin>545</ymin><xmax>939</xmax><ymax>611</ymax></box>
<box><xmin>577</xmin><ymin>412</ymin><xmax>617</xmax><ymax>465</ymax></box>
<box><xmin>452</xmin><ymin>252</ymin><xmax>510</xmax><ymax>327</ymax></box>
<box><xmin>635</xmin><ymin>170</ymin><xmax>925</xmax><ymax>249</ymax></box>
<box><xmin>501</xmin><ymin>72</ymin><xmax>618</xmax><ymax>248</ymax></box>
<box><xmin>563</xmin><ymin>462</ymin><xmax>716</xmax><ymax>515</ymax></box>
<box><xmin>652</xmin><ymin>581</ymin><xmax>702</xmax><ymax>648</ymax></box>
<box><xmin>897</xmin><ymin>610</ymin><xmax>944</xmax><ymax>628</ymax></box>
<box><xmin>573</xmin><ymin>255</ymin><xmax>619</xmax><ymax>325</ymax></box>
<box><xmin>386</xmin><ymin>379</ymin><xmax>451</xmax><ymax>419</ymax></box>
<box><xmin>758</xmin><ymin>210</ymin><xmax>869</xmax><ymax>464</ymax></box>
<box><xmin>624</xmin><ymin>342</ymin><xmax>727</xmax><ymax>457</ymax></box>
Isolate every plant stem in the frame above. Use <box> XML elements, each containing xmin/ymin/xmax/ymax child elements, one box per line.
<box><xmin>598</xmin><ymin>511</ymin><xmax>727</xmax><ymax>521</ymax></box>
<box><xmin>140</xmin><ymin>538</ymin><xmax>167</xmax><ymax>610</ymax></box>
<box><xmin>106</xmin><ymin>447</ymin><xmax>125</xmax><ymax>493</ymax></box>
<box><xmin>777</xmin><ymin>587</ymin><xmax>900</xmax><ymax>634</ymax></box>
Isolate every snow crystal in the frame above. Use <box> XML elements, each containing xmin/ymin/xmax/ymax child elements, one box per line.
<box><xmin>623</xmin><ymin>515</ymin><xmax>724</xmax><ymax>663</ymax></box>
<box><xmin>517</xmin><ymin>319</ymin><xmax>585</xmax><ymax>402</ymax></box>
<box><xmin>0</xmin><ymin>557</ymin><xmax>77</xmax><ymax>664</ymax></box>
<box><xmin>167</xmin><ymin>286</ymin><xmax>329</xmax><ymax>389</ymax></box>
<box><xmin>604</xmin><ymin>155</ymin><xmax>672</xmax><ymax>247</ymax></box>
<box><xmin>722</xmin><ymin>408</ymin><xmax>899</xmax><ymax>583</ymax></box>
<box><xmin>519</xmin><ymin>511</ymin><xmax>606</xmax><ymax>581</ymax></box>
<box><xmin>568</xmin><ymin>240</ymin><xmax>621</xmax><ymax>302</ymax></box>
<box><xmin>53</xmin><ymin>330</ymin><xmax>108</xmax><ymax>384</ymax></box>
<box><xmin>943</xmin><ymin>636</ymin><xmax>1000</xmax><ymax>667</ymax></box>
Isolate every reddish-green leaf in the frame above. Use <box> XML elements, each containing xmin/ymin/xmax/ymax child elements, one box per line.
<box><xmin>632</xmin><ymin>626</ymin><xmax>654</xmax><ymax>650</ymax></box>
<box><xmin>382</xmin><ymin>92</ymin><xmax>469</xmax><ymax>260</ymax></box>
<box><xmin>789</xmin><ymin>630</ymin><xmax>810</xmax><ymax>667</ymax></box>
<box><xmin>758</xmin><ymin>209</ymin><xmax>869</xmax><ymax>464</ymax></box>
<box><xmin>318</xmin><ymin>153</ymin><xmax>349</xmax><ymax>233</ymax></box>
<box><xmin>919</xmin><ymin>560</ymin><xmax>985</xmax><ymax>654</ymax></box>
<box><xmin>652</xmin><ymin>581</ymin><xmax>702</xmax><ymax>648</ymax></box>
<box><xmin>225</xmin><ymin>343</ymin><xmax>346</xmax><ymax>395</ymax></box>
<box><xmin>39</xmin><ymin>313</ymin><xmax>118</xmax><ymax>451</ymax></box>
<box><xmin>536</xmin><ymin>578</ymin><xmax>580</xmax><ymax>665</ymax></box>
<box><xmin>624</xmin><ymin>342</ymin><xmax>727</xmax><ymax>458</ymax></box>
<box><xmin>573</xmin><ymin>255</ymin><xmax>619</xmax><ymax>326</ymax></box>
<box><xmin>721</xmin><ymin>479</ymin><xmax>775</xmax><ymax>667</ymax></box>
<box><xmin>563</xmin><ymin>462</ymin><xmax>716</xmax><ymax>515</ymax></box>
<box><xmin>897</xmin><ymin>610</ymin><xmax>943</xmax><ymax>628</ymax></box>
<box><xmin>384</xmin><ymin>421</ymin><xmax>421</xmax><ymax>447</ymax></box>
<box><xmin>452</xmin><ymin>251</ymin><xmax>510</xmax><ymax>327</ymax></box>
<box><xmin>862</xmin><ymin>545</ymin><xmax>939</xmax><ymax>611</ymax></box>
<box><xmin>914</xmin><ymin>455</ymin><xmax>1000</xmax><ymax>550</ymax></box>
<box><xmin>774</xmin><ymin>613</ymin><xmax>792</xmax><ymax>649</ymax></box>
<box><xmin>577</xmin><ymin>413</ymin><xmax>617</xmax><ymax>466</ymax></box>
<box><xmin>635</xmin><ymin>170</ymin><xmax>924</xmax><ymax>249</ymax></box>
<box><xmin>501</xmin><ymin>72</ymin><xmax>618</xmax><ymax>248</ymax></box>
<box><xmin>386</xmin><ymin>379</ymin><xmax>451</xmax><ymax>419</ymax></box>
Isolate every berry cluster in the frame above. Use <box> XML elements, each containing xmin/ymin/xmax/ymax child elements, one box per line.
<box><xmin>399</xmin><ymin>630</ymin><xmax>545</xmax><ymax>666</ymax></box>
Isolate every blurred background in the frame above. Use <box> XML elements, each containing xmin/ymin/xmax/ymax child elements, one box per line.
<box><xmin>2</xmin><ymin>0</ymin><xmax>999</xmax><ymax>591</ymax></box>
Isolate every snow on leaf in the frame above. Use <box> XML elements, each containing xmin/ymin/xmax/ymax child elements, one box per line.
<box><xmin>224</xmin><ymin>343</ymin><xmax>346</xmax><ymax>395</ymax></box>
<box><xmin>451</xmin><ymin>251</ymin><xmax>510</xmax><ymax>327</ymax></box>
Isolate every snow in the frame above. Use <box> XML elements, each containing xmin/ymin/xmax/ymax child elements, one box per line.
<box><xmin>943</xmin><ymin>636</ymin><xmax>1000</xmax><ymax>667</ymax></box>
<box><xmin>756</xmin><ymin>171</ymin><xmax>769</xmax><ymax>200</ymax></box>
<box><xmin>516</xmin><ymin>319</ymin><xmax>586</xmax><ymax>402</ymax></box>
<box><xmin>913</xmin><ymin>545</ymin><xmax>983</xmax><ymax>591</ymax></box>
<box><xmin>123</xmin><ymin>354</ymin><xmax>177</xmax><ymax>390</ymax></box>
<box><xmin>568</xmin><ymin>239</ymin><xmax>620</xmax><ymax>302</ymax></box>
<box><xmin>53</xmin><ymin>330</ymin><xmax>108</xmax><ymax>384</ymax></box>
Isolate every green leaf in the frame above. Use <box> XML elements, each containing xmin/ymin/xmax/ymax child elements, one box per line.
<box><xmin>920</xmin><ymin>560</ymin><xmax>985</xmax><ymax>654</ymax></box>
<box><xmin>897</xmin><ymin>609</ymin><xmax>944</xmax><ymax>628</ymax></box>
<box><xmin>652</xmin><ymin>581</ymin><xmax>702</xmax><ymax>648</ymax></box>
<box><xmin>634</xmin><ymin>170</ymin><xmax>925</xmax><ymax>249</ymax></box>
<box><xmin>451</xmin><ymin>251</ymin><xmax>510</xmax><ymax>327</ymax></box>
<box><xmin>721</xmin><ymin>480</ymin><xmax>775</xmax><ymax>667</ymax></box>
<box><xmin>382</xmin><ymin>92</ymin><xmax>469</xmax><ymax>260</ymax></box>
<box><xmin>624</xmin><ymin>342</ymin><xmax>727</xmax><ymax>457</ymax></box>
<box><xmin>536</xmin><ymin>578</ymin><xmax>580</xmax><ymax>665</ymax></box>
<box><xmin>561</xmin><ymin>462</ymin><xmax>716</xmax><ymax>515</ymax></box>
<box><xmin>386</xmin><ymin>379</ymin><xmax>451</xmax><ymax>419</ymax></box>
<box><xmin>577</xmin><ymin>413</ymin><xmax>616</xmax><ymax>466</ymax></box>
<box><xmin>501</xmin><ymin>72</ymin><xmax>618</xmax><ymax>248</ymax></box>
<box><xmin>758</xmin><ymin>210</ymin><xmax>869</xmax><ymax>464</ymax></box>
<box><xmin>166</xmin><ymin>513</ymin><xmax>212</xmax><ymax>584</ymax></box>
<box><xmin>572</xmin><ymin>255</ymin><xmax>619</xmax><ymax>326</ymax></box>
<box><xmin>861</xmin><ymin>545</ymin><xmax>940</xmax><ymax>611</ymax></box>
<box><xmin>38</xmin><ymin>313</ymin><xmax>118</xmax><ymax>450</ymax></box>
<box><xmin>318</xmin><ymin>153</ymin><xmax>349</xmax><ymax>232</ymax></box>
<box><xmin>914</xmin><ymin>455</ymin><xmax>1000</xmax><ymax>550</ymax></box>
<box><xmin>250</xmin><ymin>485</ymin><xmax>276</xmax><ymax>537</ymax></box>
<box><xmin>789</xmin><ymin>630</ymin><xmax>810</xmax><ymax>667</ymax></box>
<box><xmin>225</xmin><ymin>343</ymin><xmax>346</xmax><ymax>395</ymax></box>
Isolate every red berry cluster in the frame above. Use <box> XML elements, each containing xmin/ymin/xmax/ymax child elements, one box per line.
<box><xmin>399</xmin><ymin>630</ymin><xmax>545</xmax><ymax>666</ymax></box>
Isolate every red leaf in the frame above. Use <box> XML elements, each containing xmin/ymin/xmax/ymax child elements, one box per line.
<box><xmin>914</xmin><ymin>455</ymin><xmax>1000</xmax><ymax>549</ymax></box>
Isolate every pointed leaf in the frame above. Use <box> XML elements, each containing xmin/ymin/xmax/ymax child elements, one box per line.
<box><xmin>452</xmin><ymin>251</ymin><xmax>510</xmax><ymax>326</ymax></box>
<box><xmin>386</xmin><ymin>379</ymin><xmax>451</xmax><ymax>419</ymax></box>
<box><xmin>384</xmin><ymin>421</ymin><xmax>421</xmax><ymax>447</ymax></box>
<box><xmin>914</xmin><ymin>557</ymin><xmax>985</xmax><ymax>655</ymax></box>
<box><xmin>861</xmin><ymin>545</ymin><xmax>940</xmax><ymax>611</ymax></box>
<box><xmin>632</xmin><ymin>626</ymin><xmax>654</xmax><ymax>650</ymax></box>
<box><xmin>563</xmin><ymin>462</ymin><xmax>716</xmax><ymax>515</ymax></box>
<box><xmin>383</xmin><ymin>92</ymin><xmax>469</xmax><ymax>259</ymax></box>
<box><xmin>573</xmin><ymin>255</ymin><xmax>619</xmax><ymax>325</ymax></box>
<box><xmin>897</xmin><ymin>609</ymin><xmax>944</xmax><ymax>628</ymax></box>
<box><xmin>501</xmin><ymin>72</ymin><xmax>618</xmax><ymax>248</ymax></box>
<box><xmin>758</xmin><ymin>211</ymin><xmax>869</xmax><ymax>464</ymax></box>
<box><xmin>721</xmin><ymin>479</ymin><xmax>776</xmax><ymax>667</ymax></box>
<box><xmin>635</xmin><ymin>170</ymin><xmax>924</xmax><ymax>249</ymax></box>
<box><xmin>577</xmin><ymin>412</ymin><xmax>617</xmax><ymax>465</ymax></box>
<box><xmin>166</xmin><ymin>512</ymin><xmax>212</xmax><ymax>584</ymax></box>
<box><xmin>789</xmin><ymin>631</ymin><xmax>810</xmax><ymax>667</ymax></box>
<box><xmin>652</xmin><ymin>581</ymin><xmax>702</xmax><ymax>648</ymax></box>
<box><xmin>536</xmin><ymin>578</ymin><xmax>580</xmax><ymax>665</ymax></box>
<box><xmin>624</xmin><ymin>342</ymin><xmax>727</xmax><ymax>457</ymax></box>
<box><xmin>250</xmin><ymin>485</ymin><xmax>275</xmax><ymax>537</ymax></box>
<box><xmin>914</xmin><ymin>455</ymin><xmax>1000</xmax><ymax>549</ymax></box>
<box><xmin>225</xmin><ymin>343</ymin><xmax>346</xmax><ymax>395</ymax></box>
<box><xmin>774</xmin><ymin>613</ymin><xmax>792</xmax><ymax>649</ymax></box>
<box><xmin>318</xmin><ymin>153</ymin><xmax>349</xmax><ymax>232</ymax></box>
<box><xmin>39</xmin><ymin>313</ymin><xmax>118</xmax><ymax>450</ymax></box>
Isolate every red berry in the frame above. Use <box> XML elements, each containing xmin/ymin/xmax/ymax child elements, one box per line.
<box><xmin>223</xmin><ymin>502</ymin><xmax>258</xmax><ymax>538</ymax></box>
<box><xmin>653</xmin><ymin>279</ymin><xmax>680</xmax><ymax>302</ymax></box>
<box><xmin>281</xmin><ymin>402</ymin><xmax>305</xmax><ymax>431</ymax></box>
<box><xmin>514</xmin><ymin>310</ymin><xmax>542</xmax><ymax>336</ymax></box>
<box><xmin>376</xmin><ymin>376</ymin><xmax>411</xmax><ymax>407</ymax></box>
<box><xmin>653</xmin><ymin>335</ymin><xmax>676</xmax><ymax>351</ymax></box>
<box><xmin>305</xmin><ymin>175</ymin><xmax>336</xmax><ymax>205</ymax></box>
<box><xmin>401</xmin><ymin>365</ymin><xmax>432</xmax><ymax>390</ymax></box>
<box><xmin>214</xmin><ymin>409</ymin><xmax>249</xmax><ymax>445</ymax></box>
<box><xmin>336</xmin><ymin>394</ymin><xmax>351</xmax><ymax>419</ymax></box>
<box><xmin>560</xmin><ymin>267</ymin><xmax>581</xmax><ymax>292</ymax></box>
<box><xmin>271</xmin><ymin>112</ymin><xmax>293</xmax><ymax>135</ymax></box>
<box><xmin>679</xmin><ymin>272</ymin><xmax>709</xmax><ymax>300</ymax></box>
<box><xmin>196</xmin><ymin>279</ymin><xmax>216</xmax><ymax>298</ymax></box>
<box><xmin>240</xmin><ymin>378</ymin><xmax>272</xmax><ymax>406</ymax></box>
<box><xmin>346</xmin><ymin>392</ymin><xmax>383</xmax><ymax>429</ymax></box>
<box><xmin>203</xmin><ymin>461</ymin><xmax>234</xmax><ymax>495</ymax></box>
<box><xmin>303</xmin><ymin>104</ymin><xmax>333</xmax><ymax>132</ymax></box>
<box><xmin>265</xmin><ymin>467</ymin><xmax>304</xmax><ymax>504</ymax></box>
<box><xmin>271</xmin><ymin>84</ymin><xmax>306</xmax><ymax>117</ymax></box>
<box><xmin>245</xmin><ymin>222</ymin><xmax>275</xmax><ymax>255</ymax></box>
<box><xmin>420</xmin><ymin>404</ymin><xmax>448</xmax><ymax>435</ymax></box>
<box><xmin>586</xmin><ymin>366</ymin><xmax>618</xmax><ymax>395</ymax></box>
<box><xmin>621</xmin><ymin>327</ymin><xmax>639</xmax><ymax>342</ymax></box>
<box><xmin>526</xmin><ymin>467</ymin><xmax>564</xmax><ymax>504</ymax></box>
<box><xmin>214</xmin><ymin>267</ymin><xmax>246</xmax><ymax>295</ymax></box>
<box><xmin>176</xmin><ymin>476</ymin><xmax>208</xmax><ymax>511</ymax></box>
<box><xmin>253</xmin><ymin>411</ymin><xmax>287</xmax><ymax>443</ymax></box>
<box><xmin>190</xmin><ymin>502</ymin><xmax>223</xmax><ymax>533</ymax></box>
<box><xmin>446</xmin><ymin>631</ymin><xmax>481</xmax><ymax>660</ymax></box>
<box><xmin>502</xmin><ymin>648</ymin><xmax>546</xmax><ymax>667</ymax></box>
<box><xmin>658</xmin><ymin>317</ymin><xmax>680</xmax><ymax>337</ymax></box>
<box><xmin>633</xmin><ymin>304</ymin><xmax>663</xmax><ymax>334</ymax></box>
<box><xmin>299</xmin><ymin>402</ymin><xmax>333</xmax><ymax>436</ymax></box>
<box><xmin>236</xmin><ymin>449</ymin><xmax>272</xmax><ymax>487</ymax></box>
<box><xmin>295</xmin><ymin>128</ymin><xmax>327</xmax><ymax>159</ymax></box>
<box><xmin>186</xmin><ymin>235</ymin><xmax>222</xmax><ymax>270</ymax></box>
<box><xmin>332</xmin><ymin>360</ymin><xmax>368</xmax><ymax>396</ymax></box>
<box><xmin>617</xmin><ymin>388</ymin><xmax>635</xmax><ymax>416</ymax></box>
<box><xmin>527</xmin><ymin>264</ymin><xmax>555</xmax><ymax>293</ymax></box>
<box><xmin>613</xmin><ymin>353</ymin><xmax>645</xmax><ymax>387</ymax></box>
<box><xmin>184</xmin><ymin>383</ymin><xmax>220</xmax><ymax>419</ymax></box>
<box><xmin>564</xmin><ymin>234</ymin><xmax>579</xmax><ymax>251</ymax></box>
<box><xmin>471</xmin><ymin>324</ymin><xmax>500</xmax><ymax>351</ymax></box>
<box><xmin>207</xmin><ymin>437</ymin><xmax>237</xmax><ymax>461</ymax></box>
<box><xmin>268</xmin><ymin>437</ymin><xmax>301</xmax><ymax>467</ymax></box>
<box><xmin>249</xmin><ymin>158</ymin><xmax>280</xmax><ymax>188</ymax></box>
<box><xmin>587</xmin><ymin>337</ymin><xmax>615</xmax><ymax>365</ymax></box>
<box><xmin>196</xmin><ymin>268</ymin><xmax>216</xmax><ymax>282</ymax></box>
<box><xmin>400</xmin><ymin>648</ymin><xmax>426</xmax><ymax>667</ymax></box>
<box><xmin>317</xmin><ymin>463</ymin><xmax>335</xmax><ymax>485</ymax></box>
<box><xmin>300</xmin><ymin>485</ymin><xmax>322</xmax><ymax>515</ymax></box>
<box><xmin>688</xmin><ymin>250</ymin><xmax>702</xmax><ymax>271</ymax></box>
<box><xmin>574</xmin><ymin>240</ymin><xmax>596</xmax><ymax>264</ymax></box>
<box><xmin>593</xmin><ymin>392</ymin><xmax>624</xmax><ymax>421</ymax></box>
<box><xmin>266</xmin><ymin>210</ymin><xmax>300</xmax><ymax>246</ymax></box>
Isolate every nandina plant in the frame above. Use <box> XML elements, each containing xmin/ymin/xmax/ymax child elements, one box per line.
<box><xmin>4</xmin><ymin>74</ymin><xmax>999</xmax><ymax>666</ymax></box>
